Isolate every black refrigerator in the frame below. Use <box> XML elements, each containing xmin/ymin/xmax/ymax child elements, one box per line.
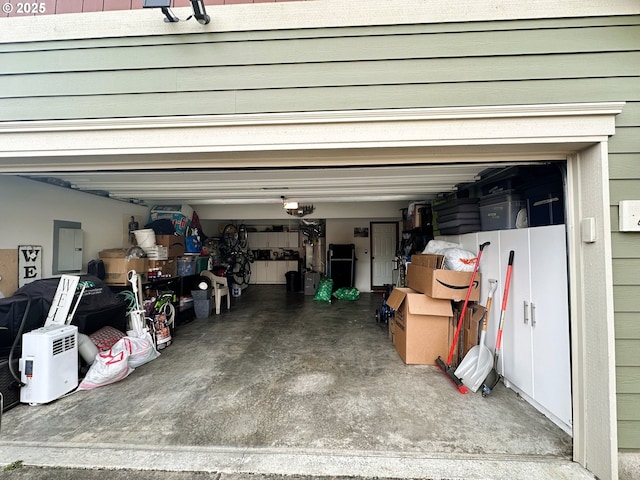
<box><xmin>328</xmin><ymin>244</ymin><xmax>355</xmax><ymax>290</ymax></box>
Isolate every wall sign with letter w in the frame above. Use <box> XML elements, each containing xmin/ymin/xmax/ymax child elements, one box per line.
<box><xmin>18</xmin><ymin>245</ymin><xmax>42</xmax><ymax>288</ymax></box>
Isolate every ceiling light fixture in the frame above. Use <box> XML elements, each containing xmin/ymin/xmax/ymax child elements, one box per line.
<box><xmin>282</xmin><ymin>196</ymin><xmax>314</xmax><ymax>217</ymax></box>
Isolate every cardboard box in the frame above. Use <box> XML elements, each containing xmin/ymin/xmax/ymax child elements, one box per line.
<box><xmin>388</xmin><ymin>314</ymin><xmax>395</xmax><ymax>341</ymax></box>
<box><xmin>156</xmin><ymin>235</ymin><xmax>185</xmax><ymax>257</ymax></box>
<box><xmin>99</xmin><ymin>250</ymin><xmax>148</xmax><ymax>286</ymax></box>
<box><xmin>406</xmin><ymin>263</ymin><xmax>481</xmax><ymax>302</ymax></box>
<box><xmin>386</xmin><ymin>287</ymin><xmax>453</xmax><ymax>365</ymax></box>
<box><xmin>148</xmin><ymin>258</ymin><xmax>177</xmax><ymax>278</ymax></box>
<box><xmin>98</xmin><ymin>248</ymin><xmax>130</xmax><ymax>258</ymax></box>
<box><xmin>410</xmin><ymin>254</ymin><xmax>444</xmax><ymax>268</ymax></box>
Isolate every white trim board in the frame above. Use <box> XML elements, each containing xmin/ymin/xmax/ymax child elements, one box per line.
<box><xmin>0</xmin><ymin>0</ymin><xmax>638</xmax><ymax>43</ymax></box>
<box><xmin>0</xmin><ymin>103</ymin><xmax>624</xmax><ymax>171</ymax></box>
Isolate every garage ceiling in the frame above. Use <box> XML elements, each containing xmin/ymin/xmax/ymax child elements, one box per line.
<box><xmin>17</xmin><ymin>162</ymin><xmax>522</xmax><ymax>207</ymax></box>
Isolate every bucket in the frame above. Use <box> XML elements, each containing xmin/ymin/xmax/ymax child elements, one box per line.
<box><xmin>134</xmin><ymin>229</ymin><xmax>156</xmax><ymax>248</ymax></box>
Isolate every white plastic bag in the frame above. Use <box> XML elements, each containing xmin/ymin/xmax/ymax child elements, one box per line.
<box><xmin>443</xmin><ymin>247</ymin><xmax>477</xmax><ymax>272</ymax></box>
<box><xmin>423</xmin><ymin>239</ymin><xmax>460</xmax><ymax>255</ymax></box>
<box><xmin>78</xmin><ymin>339</ymin><xmax>133</xmax><ymax>390</ymax></box>
<box><xmin>123</xmin><ymin>331</ymin><xmax>160</xmax><ymax>368</ymax></box>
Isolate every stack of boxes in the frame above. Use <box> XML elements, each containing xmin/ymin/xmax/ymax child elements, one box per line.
<box><xmin>99</xmin><ymin>205</ymin><xmax>195</xmax><ymax>286</ymax></box>
<box><xmin>99</xmin><ymin>235</ymin><xmax>187</xmax><ymax>286</ymax></box>
<box><xmin>386</xmin><ymin>253</ymin><xmax>481</xmax><ymax>365</ymax></box>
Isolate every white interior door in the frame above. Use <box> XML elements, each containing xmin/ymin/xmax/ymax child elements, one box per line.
<box><xmin>371</xmin><ymin>223</ymin><xmax>396</xmax><ymax>287</ymax></box>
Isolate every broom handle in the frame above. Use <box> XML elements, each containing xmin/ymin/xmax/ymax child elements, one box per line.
<box><xmin>495</xmin><ymin>251</ymin><xmax>515</xmax><ymax>354</ymax></box>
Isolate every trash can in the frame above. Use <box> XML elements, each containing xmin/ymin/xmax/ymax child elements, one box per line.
<box><xmin>285</xmin><ymin>271</ymin><xmax>301</xmax><ymax>292</ymax></box>
<box><xmin>191</xmin><ymin>288</ymin><xmax>212</xmax><ymax>318</ymax></box>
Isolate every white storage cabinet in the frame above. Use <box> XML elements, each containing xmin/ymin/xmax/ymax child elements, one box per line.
<box><xmin>441</xmin><ymin>224</ymin><xmax>572</xmax><ymax>434</ymax></box>
<box><xmin>250</xmin><ymin>260</ymin><xmax>298</xmax><ymax>285</ymax></box>
<box><xmin>248</xmin><ymin>231</ymin><xmax>298</xmax><ymax>249</ymax></box>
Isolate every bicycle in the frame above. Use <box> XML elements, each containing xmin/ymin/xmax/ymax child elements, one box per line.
<box><xmin>219</xmin><ymin>223</ymin><xmax>253</xmax><ymax>287</ymax></box>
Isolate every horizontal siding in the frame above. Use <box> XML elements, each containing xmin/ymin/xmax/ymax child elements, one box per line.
<box><xmin>3</xmin><ymin>14</ymin><xmax>640</xmax><ymax>53</ymax></box>
<box><xmin>618</xmin><ymin>394</ymin><xmax>640</xmax><ymax>420</ymax></box>
<box><xmin>615</xmin><ymin>102</ymin><xmax>640</xmax><ymax>126</ymax></box>
<box><xmin>3</xmin><ymin>51</ymin><xmax>640</xmax><ymax>99</ymax></box>
<box><xmin>1</xmin><ymin>77</ymin><xmax>639</xmax><ymax>121</ymax></box>
<box><xmin>618</xmin><ymin>421</ymin><xmax>640</xmax><ymax>449</ymax></box>
<box><xmin>617</xmin><ymin>367</ymin><xmax>640</xmax><ymax>394</ymax></box>
<box><xmin>613</xmin><ymin>259</ymin><xmax>640</xmax><ymax>284</ymax></box>
<box><xmin>610</xmin><ymin>178</ymin><xmax>640</xmax><ymax>204</ymax></box>
<box><xmin>616</xmin><ymin>313</ymin><xmax>640</xmax><ymax>339</ymax></box>
<box><xmin>614</xmin><ymin>286</ymin><xmax>640</xmax><ymax>312</ymax></box>
<box><xmin>608</xmin><ymin>126</ymin><xmax>640</xmax><ymax>154</ymax></box>
<box><xmin>609</xmin><ymin>153</ymin><xmax>640</xmax><ymax>179</ymax></box>
<box><xmin>1</xmin><ymin>24</ymin><xmax>639</xmax><ymax>76</ymax></box>
<box><xmin>612</xmin><ymin>233</ymin><xmax>640</xmax><ymax>258</ymax></box>
<box><xmin>616</xmin><ymin>340</ymin><xmax>640</xmax><ymax>366</ymax></box>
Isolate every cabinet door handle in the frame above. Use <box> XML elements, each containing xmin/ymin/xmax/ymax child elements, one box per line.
<box><xmin>524</xmin><ymin>300</ymin><xmax>529</xmax><ymax>324</ymax></box>
<box><xmin>531</xmin><ymin>302</ymin><xmax>536</xmax><ymax>327</ymax></box>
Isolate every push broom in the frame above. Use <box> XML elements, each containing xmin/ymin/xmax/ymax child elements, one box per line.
<box><xmin>436</xmin><ymin>241</ymin><xmax>489</xmax><ymax>394</ymax></box>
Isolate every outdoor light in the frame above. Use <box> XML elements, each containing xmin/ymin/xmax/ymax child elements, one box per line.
<box><xmin>143</xmin><ymin>0</ymin><xmax>210</xmax><ymax>25</ymax></box>
<box><xmin>142</xmin><ymin>0</ymin><xmax>178</xmax><ymax>23</ymax></box>
<box><xmin>190</xmin><ymin>0</ymin><xmax>210</xmax><ymax>25</ymax></box>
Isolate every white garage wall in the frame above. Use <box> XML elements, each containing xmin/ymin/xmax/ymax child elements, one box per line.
<box><xmin>0</xmin><ymin>176</ymin><xmax>149</xmax><ymax>281</ymax></box>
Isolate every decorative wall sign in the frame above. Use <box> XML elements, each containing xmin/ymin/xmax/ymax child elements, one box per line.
<box><xmin>18</xmin><ymin>245</ymin><xmax>42</xmax><ymax>288</ymax></box>
<box><xmin>354</xmin><ymin>227</ymin><xmax>369</xmax><ymax>238</ymax></box>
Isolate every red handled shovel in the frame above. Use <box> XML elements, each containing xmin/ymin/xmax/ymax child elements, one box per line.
<box><xmin>481</xmin><ymin>250</ymin><xmax>515</xmax><ymax>397</ymax></box>
<box><xmin>436</xmin><ymin>241</ymin><xmax>489</xmax><ymax>394</ymax></box>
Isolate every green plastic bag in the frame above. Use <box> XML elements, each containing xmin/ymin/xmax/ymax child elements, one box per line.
<box><xmin>313</xmin><ymin>276</ymin><xmax>333</xmax><ymax>302</ymax></box>
<box><xmin>332</xmin><ymin>287</ymin><xmax>360</xmax><ymax>301</ymax></box>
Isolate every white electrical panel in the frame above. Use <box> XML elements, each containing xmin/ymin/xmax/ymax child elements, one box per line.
<box><xmin>619</xmin><ymin>200</ymin><xmax>640</xmax><ymax>232</ymax></box>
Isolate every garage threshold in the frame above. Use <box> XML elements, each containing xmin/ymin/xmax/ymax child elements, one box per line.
<box><xmin>0</xmin><ymin>286</ymin><xmax>590</xmax><ymax>479</ymax></box>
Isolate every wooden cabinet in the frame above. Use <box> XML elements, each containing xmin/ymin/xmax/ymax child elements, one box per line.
<box><xmin>441</xmin><ymin>225</ymin><xmax>571</xmax><ymax>434</ymax></box>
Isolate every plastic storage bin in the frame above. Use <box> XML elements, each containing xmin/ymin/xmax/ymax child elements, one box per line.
<box><xmin>523</xmin><ymin>182</ymin><xmax>565</xmax><ymax>227</ymax></box>
<box><xmin>177</xmin><ymin>257</ymin><xmax>197</xmax><ymax>276</ymax></box>
<box><xmin>479</xmin><ymin>190</ymin><xmax>527</xmax><ymax>231</ymax></box>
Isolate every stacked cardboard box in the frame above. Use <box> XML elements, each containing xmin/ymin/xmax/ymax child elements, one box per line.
<box><xmin>98</xmin><ymin>249</ymin><xmax>148</xmax><ymax>286</ymax></box>
<box><xmin>387</xmin><ymin>253</ymin><xmax>481</xmax><ymax>365</ymax></box>
<box><xmin>407</xmin><ymin>254</ymin><xmax>480</xmax><ymax>302</ymax></box>
<box><xmin>100</xmin><ymin>234</ymin><xmax>188</xmax><ymax>285</ymax></box>
<box><xmin>386</xmin><ymin>288</ymin><xmax>453</xmax><ymax>365</ymax></box>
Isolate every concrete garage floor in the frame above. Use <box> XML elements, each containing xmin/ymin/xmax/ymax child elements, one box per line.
<box><xmin>0</xmin><ymin>285</ymin><xmax>593</xmax><ymax>480</ymax></box>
